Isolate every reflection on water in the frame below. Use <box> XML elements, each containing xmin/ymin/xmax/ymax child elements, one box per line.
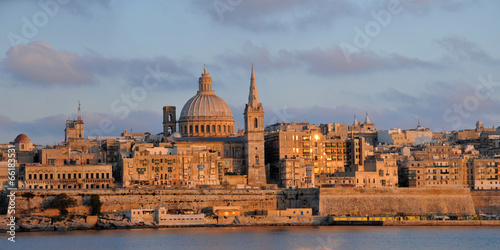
<box><xmin>14</xmin><ymin>226</ymin><xmax>500</xmax><ymax>250</ymax></box>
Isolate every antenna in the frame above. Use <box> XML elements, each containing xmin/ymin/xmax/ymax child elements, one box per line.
<box><xmin>77</xmin><ymin>101</ymin><xmax>82</xmax><ymax>122</ymax></box>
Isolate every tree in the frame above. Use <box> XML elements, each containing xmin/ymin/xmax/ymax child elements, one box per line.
<box><xmin>21</xmin><ymin>192</ymin><xmax>35</xmax><ymax>215</ymax></box>
<box><xmin>50</xmin><ymin>193</ymin><xmax>76</xmax><ymax>216</ymax></box>
<box><xmin>89</xmin><ymin>194</ymin><xmax>102</xmax><ymax>215</ymax></box>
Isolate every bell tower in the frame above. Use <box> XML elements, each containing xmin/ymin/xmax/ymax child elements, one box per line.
<box><xmin>244</xmin><ymin>64</ymin><xmax>266</xmax><ymax>186</ymax></box>
<box><xmin>65</xmin><ymin>102</ymin><xmax>85</xmax><ymax>143</ymax></box>
<box><xmin>163</xmin><ymin>106</ymin><xmax>177</xmax><ymax>136</ymax></box>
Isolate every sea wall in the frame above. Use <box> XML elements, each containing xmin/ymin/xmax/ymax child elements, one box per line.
<box><xmin>0</xmin><ymin>188</ymin><xmax>319</xmax><ymax>216</ymax></box>
<box><xmin>319</xmin><ymin>188</ymin><xmax>476</xmax><ymax>216</ymax></box>
<box><xmin>3</xmin><ymin>188</ymin><xmax>500</xmax><ymax>217</ymax></box>
<box><xmin>470</xmin><ymin>190</ymin><xmax>500</xmax><ymax>214</ymax></box>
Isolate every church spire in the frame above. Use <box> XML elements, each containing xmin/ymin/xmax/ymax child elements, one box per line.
<box><xmin>353</xmin><ymin>115</ymin><xmax>358</xmax><ymax>125</ymax></box>
<box><xmin>364</xmin><ymin>112</ymin><xmax>371</xmax><ymax>124</ymax></box>
<box><xmin>248</xmin><ymin>64</ymin><xmax>259</xmax><ymax>108</ymax></box>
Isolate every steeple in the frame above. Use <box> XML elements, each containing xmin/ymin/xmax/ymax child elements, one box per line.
<box><xmin>364</xmin><ymin>112</ymin><xmax>371</xmax><ymax>124</ymax></box>
<box><xmin>198</xmin><ymin>63</ymin><xmax>214</xmax><ymax>94</ymax></box>
<box><xmin>353</xmin><ymin>115</ymin><xmax>358</xmax><ymax>125</ymax></box>
<box><xmin>248</xmin><ymin>64</ymin><xmax>259</xmax><ymax>108</ymax></box>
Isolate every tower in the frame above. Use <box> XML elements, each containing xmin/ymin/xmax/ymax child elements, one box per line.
<box><xmin>65</xmin><ymin>101</ymin><xmax>85</xmax><ymax>143</ymax></box>
<box><xmin>244</xmin><ymin>64</ymin><xmax>266</xmax><ymax>186</ymax></box>
<box><xmin>163</xmin><ymin>106</ymin><xmax>177</xmax><ymax>136</ymax></box>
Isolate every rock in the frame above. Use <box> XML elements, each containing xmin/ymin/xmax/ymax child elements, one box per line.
<box><xmin>44</xmin><ymin>225</ymin><xmax>55</xmax><ymax>231</ymax></box>
<box><xmin>55</xmin><ymin>225</ymin><xmax>68</xmax><ymax>231</ymax></box>
<box><xmin>68</xmin><ymin>221</ymin><xmax>91</xmax><ymax>230</ymax></box>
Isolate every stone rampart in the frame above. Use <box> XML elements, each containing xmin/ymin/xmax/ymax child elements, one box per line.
<box><xmin>471</xmin><ymin>190</ymin><xmax>500</xmax><ymax>214</ymax></box>
<box><xmin>319</xmin><ymin>188</ymin><xmax>476</xmax><ymax>216</ymax></box>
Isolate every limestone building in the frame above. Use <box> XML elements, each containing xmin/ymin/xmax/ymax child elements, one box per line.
<box><xmin>65</xmin><ymin>102</ymin><xmax>85</xmax><ymax>143</ymax></box>
<box><xmin>123</xmin><ymin>64</ymin><xmax>267</xmax><ymax>187</ymax></box>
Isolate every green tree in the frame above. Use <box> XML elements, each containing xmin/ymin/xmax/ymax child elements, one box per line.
<box><xmin>89</xmin><ymin>194</ymin><xmax>102</xmax><ymax>215</ymax></box>
<box><xmin>50</xmin><ymin>193</ymin><xmax>76</xmax><ymax>216</ymax></box>
<box><xmin>21</xmin><ymin>192</ymin><xmax>36</xmax><ymax>215</ymax></box>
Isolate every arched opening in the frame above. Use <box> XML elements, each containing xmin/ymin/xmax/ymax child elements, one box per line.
<box><xmin>206</xmin><ymin>125</ymin><xmax>210</xmax><ymax>133</ymax></box>
<box><xmin>21</xmin><ymin>144</ymin><xmax>25</xmax><ymax>150</ymax></box>
<box><xmin>201</xmin><ymin>125</ymin><xmax>204</xmax><ymax>133</ymax></box>
<box><xmin>168</xmin><ymin>114</ymin><xmax>172</xmax><ymax>122</ymax></box>
<box><xmin>223</xmin><ymin>125</ymin><xmax>226</xmax><ymax>133</ymax></box>
<box><xmin>255</xmin><ymin>155</ymin><xmax>259</xmax><ymax>165</ymax></box>
<box><xmin>212</xmin><ymin>125</ymin><xmax>216</xmax><ymax>133</ymax></box>
<box><xmin>218</xmin><ymin>125</ymin><xmax>221</xmax><ymax>132</ymax></box>
<box><xmin>190</xmin><ymin>125</ymin><xmax>193</xmax><ymax>134</ymax></box>
<box><xmin>168</xmin><ymin>127</ymin><xmax>173</xmax><ymax>135</ymax></box>
<box><xmin>195</xmin><ymin>125</ymin><xmax>199</xmax><ymax>133</ymax></box>
<box><xmin>254</xmin><ymin>118</ymin><xmax>258</xmax><ymax>128</ymax></box>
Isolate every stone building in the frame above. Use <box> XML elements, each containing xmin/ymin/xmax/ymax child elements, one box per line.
<box><xmin>121</xmin><ymin>65</ymin><xmax>267</xmax><ymax>188</ymax></box>
<box><xmin>468</xmin><ymin>158</ymin><xmax>500</xmax><ymax>190</ymax></box>
<box><xmin>65</xmin><ymin>102</ymin><xmax>85</xmax><ymax>143</ymax></box>
<box><xmin>403</xmin><ymin>159</ymin><xmax>467</xmax><ymax>188</ymax></box>
<box><xmin>244</xmin><ymin>65</ymin><xmax>266</xmax><ymax>186</ymax></box>
<box><xmin>19</xmin><ymin>163</ymin><xmax>114</xmax><ymax>189</ymax></box>
<box><xmin>279</xmin><ymin>158</ymin><xmax>314</xmax><ymax>188</ymax></box>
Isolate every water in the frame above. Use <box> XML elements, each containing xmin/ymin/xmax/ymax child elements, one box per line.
<box><xmin>9</xmin><ymin>226</ymin><xmax>500</xmax><ymax>250</ymax></box>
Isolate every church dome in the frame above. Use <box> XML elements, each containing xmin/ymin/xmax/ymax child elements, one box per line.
<box><xmin>178</xmin><ymin>65</ymin><xmax>235</xmax><ymax>137</ymax></box>
<box><xmin>14</xmin><ymin>133</ymin><xmax>30</xmax><ymax>143</ymax></box>
<box><xmin>180</xmin><ymin>94</ymin><xmax>233</xmax><ymax>121</ymax></box>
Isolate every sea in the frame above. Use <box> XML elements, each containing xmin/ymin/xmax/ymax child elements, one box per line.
<box><xmin>8</xmin><ymin>226</ymin><xmax>500</xmax><ymax>250</ymax></box>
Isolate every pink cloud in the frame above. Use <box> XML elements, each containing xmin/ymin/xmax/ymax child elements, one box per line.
<box><xmin>4</xmin><ymin>41</ymin><xmax>92</xmax><ymax>84</ymax></box>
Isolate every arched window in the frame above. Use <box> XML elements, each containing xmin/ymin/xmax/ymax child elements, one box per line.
<box><xmin>190</xmin><ymin>125</ymin><xmax>193</xmax><ymax>134</ymax></box>
<box><xmin>218</xmin><ymin>125</ymin><xmax>221</xmax><ymax>132</ymax></box>
<box><xmin>254</xmin><ymin>118</ymin><xmax>258</xmax><ymax>128</ymax></box>
<box><xmin>223</xmin><ymin>125</ymin><xmax>226</xmax><ymax>132</ymax></box>
<box><xmin>212</xmin><ymin>125</ymin><xmax>216</xmax><ymax>133</ymax></box>
<box><xmin>21</xmin><ymin>144</ymin><xmax>25</xmax><ymax>150</ymax></box>
<box><xmin>206</xmin><ymin>125</ymin><xmax>210</xmax><ymax>133</ymax></box>
<box><xmin>195</xmin><ymin>125</ymin><xmax>199</xmax><ymax>133</ymax></box>
<box><xmin>201</xmin><ymin>125</ymin><xmax>204</xmax><ymax>133</ymax></box>
<box><xmin>168</xmin><ymin>114</ymin><xmax>172</xmax><ymax>122</ymax></box>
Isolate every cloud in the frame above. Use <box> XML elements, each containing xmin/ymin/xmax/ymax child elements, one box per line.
<box><xmin>4</xmin><ymin>41</ymin><xmax>92</xmax><ymax>84</ymax></box>
<box><xmin>217</xmin><ymin>41</ymin><xmax>298</xmax><ymax>70</ymax></box>
<box><xmin>296</xmin><ymin>47</ymin><xmax>438</xmax><ymax>75</ymax></box>
<box><xmin>2</xmin><ymin>41</ymin><xmax>195</xmax><ymax>88</ymax></box>
<box><xmin>193</xmin><ymin>0</ymin><xmax>361</xmax><ymax>31</ymax></box>
<box><xmin>437</xmin><ymin>35</ymin><xmax>497</xmax><ymax>64</ymax></box>
<box><xmin>218</xmin><ymin>42</ymin><xmax>436</xmax><ymax>75</ymax></box>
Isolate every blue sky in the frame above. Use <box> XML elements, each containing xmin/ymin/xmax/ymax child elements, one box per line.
<box><xmin>1</xmin><ymin>0</ymin><xmax>499</xmax><ymax>144</ymax></box>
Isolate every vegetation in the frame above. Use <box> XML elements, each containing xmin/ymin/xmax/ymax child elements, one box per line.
<box><xmin>89</xmin><ymin>194</ymin><xmax>102</xmax><ymax>215</ymax></box>
<box><xmin>50</xmin><ymin>193</ymin><xmax>76</xmax><ymax>216</ymax></box>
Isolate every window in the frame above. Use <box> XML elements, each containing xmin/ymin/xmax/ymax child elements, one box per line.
<box><xmin>190</xmin><ymin>125</ymin><xmax>193</xmax><ymax>134</ymax></box>
<box><xmin>62</xmin><ymin>174</ymin><xmax>66</xmax><ymax>179</ymax></box>
<box><xmin>201</xmin><ymin>125</ymin><xmax>204</xmax><ymax>132</ymax></box>
<box><xmin>48</xmin><ymin>159</ymin><xmax>56</xmax><ymax>165</ymax></box>
<box><xmin>218</xmin><ymin>125</ymin><xmax>221</xmax><ymax>132</ymax></box>
<box><xmin>254</xmin><ymin>118</ymin><xmax>258</xmax><ymax>128</ymax></box>
<box><xmin>206</xmin><ymin>125</ymin><xmax>210</xmax><ymax>133</ymax></box>
<box><xmin>195</xmin><ymin>125</ymin><xmax>199</xmax><ymax>133</ymax></box>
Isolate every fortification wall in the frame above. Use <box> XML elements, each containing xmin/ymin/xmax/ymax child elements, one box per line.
<box><xmin>1</xmin><ymin>188</ymin><xmax>319</xmax><ymax>215</ymax></box>
<box><xmin>5</xmin><ymin>188</ymin><xmax>498</xmax><ymax>217</ymax></box>
<box><xmin>319</xmin><ymin>188</ymin><xmax>476</xmax><ymax>216</ymax></box>
<box><xmin>471</xmin><ymin>190</ymin><xmax>500</xmax><ymax>214</ymax></box>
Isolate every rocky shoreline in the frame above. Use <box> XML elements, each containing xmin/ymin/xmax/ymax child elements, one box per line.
<box><xmin>2</xmin><ymin>213</ymin><xmax>500</xmax><ymax>233</ymax></box>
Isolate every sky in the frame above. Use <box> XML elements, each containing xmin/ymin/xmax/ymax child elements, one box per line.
<box><xmin>0</xmin><ymin>0</ymin><xmax>499</xmax><ymax>144</ymax></box>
